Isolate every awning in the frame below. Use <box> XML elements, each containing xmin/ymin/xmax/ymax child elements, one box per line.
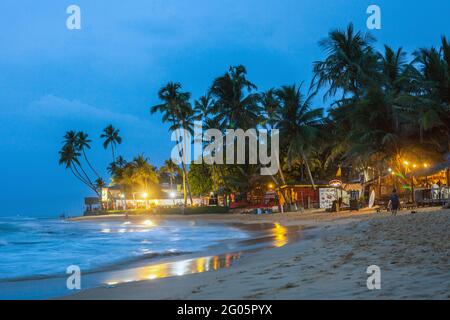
<box><xmin>413</xmin><ymin>161</ymin><xmax>450</xmax><ymax>177</ymax></box>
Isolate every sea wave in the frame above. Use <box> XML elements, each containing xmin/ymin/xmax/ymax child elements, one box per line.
<box><xmin>0</xmin><ymin>218</ymin><xmax>248</xmax><ymax>282</ymax></box>
<box><xmin>0</xmin><ymin>249</ymin><xmax>191</xmax><ymax>283</ymax></box>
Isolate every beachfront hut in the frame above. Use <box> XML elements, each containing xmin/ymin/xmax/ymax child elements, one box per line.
<box><xmin>411</xmin><ymin>155</ymin><xmax>450</xmax><ymax>206</ymax></box>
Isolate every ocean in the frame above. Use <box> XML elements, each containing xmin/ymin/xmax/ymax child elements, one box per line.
<box><xmin>0</xmin><ymin>216</ymin><xmax>248</xmax><ymax>282</ymax></box>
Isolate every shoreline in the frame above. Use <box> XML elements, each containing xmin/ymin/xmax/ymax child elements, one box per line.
<box><xmin>0</xmin><ymin>217</ymin><xmax>303</xmax><ymax>299</ymax></box>
<box><xmin>65</xmin><ymin>207</ymin><xmax>450</xmax><ymax>300</ymax></box>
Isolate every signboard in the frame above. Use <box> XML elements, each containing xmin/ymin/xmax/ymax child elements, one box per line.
<box><xmin>319</xmin><ymin>188</ymin><xmax>337</xmax><ymax>209</ymax></box>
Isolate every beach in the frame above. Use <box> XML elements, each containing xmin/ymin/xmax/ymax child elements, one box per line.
<box><xmin>65</xmin><ymin>208</ymin><xmax>450</xmax><ymax>300</ymax></box>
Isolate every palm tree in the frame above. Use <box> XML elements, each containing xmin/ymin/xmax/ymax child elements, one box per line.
<box><xmin>260</xmin><ymin>88</ymin><xmax>288</xmax><ymax>191</ymax></box>
<box><xmin>410</xmin><ymin>36</ymin><xmax>450</xmax><ymax>151</ymax></box>
<box><xmin>58</xmin><ymin>144</ymin><xmax>99</xmax><ymax>195</ymax></box>
<box><xmin>275</xmin><ymin>84</ymin><xmax>324</xmax><ymax>189</ymax></box>
<box><xmin>107</xmin><ymin>155</ymin><xmax>127</xmax><ymax>176</ymax></box>
<box><xmin>95</xmin><ymin>177</ymin><xmax>106</xmax><ymax>193</ymax></box>
<box><xmin>75</xmin><ymin>131</ymin><xmax>101</xmax><ymax>179</ymax></box>
<box><xmin>131</xmin><ymin>155</ymin><xmax>159</xmax><ymax>192</ymax></box>
<box><xmin>312</xmin><ymin>23</ymin><xmax>378</xmax><ymax>99</ymax></box>
<box><xmin>159</xmin><ymin>159</ymin><xmax>181</xmax><ymax>190</ymax></box>
<box><xmin>101</xmin><ymin>125</ymin><xmax>122</xmax><ymax>162</ymax></box>
<box><xmin>62</xmin><ymin>130</ymin><xmax>96</xmax><ymax>190</ymax></box>
<box><xmin>194</xmin><ymin>93</ymin><xmax>214</xmax><ymax>122</ymax></box>
<box><xmin>151</xmin><ymin>82</ymin><xmax>194</xmax><ymax>206</ymax></box>
<box><xmin>209</xmin><ymin>65</ymin><xmax>262</xmax><ymax>130</ymax></box>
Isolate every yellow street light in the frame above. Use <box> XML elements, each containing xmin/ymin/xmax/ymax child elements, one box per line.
<box><xmin>403</xmin><ymin>161</ymin><xmax>409</xmax><ymax>166</ymax></box>
<box><xmin>142</xmin><ymin>192</ymin><xmax>148</xmax><ymax>199</ymax></box>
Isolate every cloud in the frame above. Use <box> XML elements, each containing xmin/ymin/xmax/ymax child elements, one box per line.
<box><xmin>28</xmin><ymin>94</ymin><xmax>143</xmax><ymax>124</ymax></box>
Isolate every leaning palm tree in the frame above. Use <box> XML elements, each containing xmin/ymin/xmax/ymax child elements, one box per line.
<box><xmin>75</xmin><ymin>131</ymin><xmax>101</xmax><ymax>179</ymax></box>
<box><xmin>62</xmin><ymin>130</ymin><xmax>96</xmax><ymax>189</ymax></box>
<box><xmin>101</xmin><ymin>125</ymin><xmax>122</xmax><ymax>162</ymax></box>
<box><xmin>151</xmin><ymin>82</ymin><xmax>194</xmax><ymax>206</ymax></box>
<box><xmin>58</xmin><ymin>144</ymin><xmax>99</xmax><ymax>195</ymax></box>
<box><xmin>275</xmin><ymin>84</ymin><xmax>324</xmax><ymax>189</ymax></box>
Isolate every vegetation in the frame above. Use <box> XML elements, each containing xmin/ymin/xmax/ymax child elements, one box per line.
<box><xmin>60</xmin><ymin>24</ymin><xmax>449</xmax><ymax>209</ymax></box>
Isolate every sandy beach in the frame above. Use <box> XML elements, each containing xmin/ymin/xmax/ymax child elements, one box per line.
<box><xmin>65</xmin><ymin>208</ymin><xmax>450</xmax><ymax>300</ymax></box>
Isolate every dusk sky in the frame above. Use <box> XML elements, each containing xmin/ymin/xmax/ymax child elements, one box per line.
<box><xmin>0</xmin><ymin>0</ymin><xmax>448</xmax><ymax>216</ymax></box>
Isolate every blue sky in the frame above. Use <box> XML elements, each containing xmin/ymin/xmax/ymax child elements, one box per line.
<box><xmin>0</xmin><ymin>0</ymin><xmax>448</xmax><ymax>216</ymax></box>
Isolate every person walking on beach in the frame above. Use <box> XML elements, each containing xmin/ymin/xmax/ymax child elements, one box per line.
<box><xmin>389</xmin><ymin>189</ymin><xmax>400</xmax><ymax>216</ymax></box>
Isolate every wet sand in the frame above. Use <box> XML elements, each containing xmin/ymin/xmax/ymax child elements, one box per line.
<box><xmin>65</xmin><ymin>207</ymin><xmax>450</xmax><ymax>299</ymax></box>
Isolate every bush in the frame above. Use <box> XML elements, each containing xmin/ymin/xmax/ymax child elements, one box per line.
<box><xmin>154</xmin><ymin>206</ymin><xmax>230</xmax><ymax>215</ymax></box>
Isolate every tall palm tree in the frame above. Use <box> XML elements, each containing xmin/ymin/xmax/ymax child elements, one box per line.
<box><xmin>275</xmin><ymin>84</ymin><xmax>324</xmax><ymax>189</ymax></box>
<box><xmin>209</xmin><ymin>65</ymin><xmax>262</xmax><ymax>130</ymax></box>
<box><xmin>260</xmin><ymin>88</ymin><xmax>288</xmax><ymax>190</ymax></box>
<box><xmin>75</xmin><ymin>131</ymin><xmax>101</xmax><ymax>179</ymax></box>
<box><xmin>62</xmin><ymin>130</ymin><xmax>96</xmax><ymax>189</ymax></box>
<box><xmin>312</xmin><ymin>23</ymin><xmax>378</xmax><ymax>99</ymax></box>
<box><xmin>151</xmin><ymin>82</ymin><xmax>194</xmax><ymax>206</ymax></box>
<box><xmin>58</xmin><ymin>144</ymin><xmax>99</xmax><ymax>195</ymax></box>
<box><xmin>101</xmin><ymin>125</ymin><xmax>122</xmax><ymax>162</ymax></box>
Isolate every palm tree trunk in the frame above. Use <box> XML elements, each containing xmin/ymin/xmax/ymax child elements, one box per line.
<box><xmin>111</xmin><ymin>145</ymin><xmax>116</xmax><ymax>163</ymax></box>
<box><xmin>76</xmin><ymin>163</ymin><xmax>95</xmax><ymax>187</ymax></box>
<box><xmin>275</xmin><ymin>151</ymin><xmax>291</xmax><ymax>205</ymax></box>
<box><xmin>183</xmin><ymin>129</ymin><xmax>194</xmax><ymax>205</ymax></box>
<box><xmin>70</xmin><ymin>166</ymin><xmax>99</xmax><ymax>196</ymax></box>
<box><xmin>302</xmin><ymin>152</ymin><xmax>316</xmax><ymax>190</ymax></box>
<box><xmin>173</xmin><ymin>125</ymin><xmax>188</xmax><ymax>207</ymax></box>
<box><xmin>181</xmin><ymin>164</ymin><xmax>187</xmax><ymax>206</ymax></box>
<box><xmin>83</xmin><ymin>150</ymin><xmax>101</xmax><ymax>179</ymax></box>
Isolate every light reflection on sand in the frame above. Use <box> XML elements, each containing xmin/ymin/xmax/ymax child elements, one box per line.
<box><xmin>105</xmin><ymin>253</ymin><xmax>241</xmax><ymax>286</ymax></box>
<box><xmin>103</xmin><ymin>222</ymin><xmax>297</xmax><ymax>287</ymax></box>
<box><xmin>273</xmin><ymin>223</ymin><xmax>288</xmax><ymax>247</ymax></box>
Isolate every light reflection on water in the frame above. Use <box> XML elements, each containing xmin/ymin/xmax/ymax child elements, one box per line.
<box><xmin>103</xmin><ymin>222</ymin><xmax>295</xmax><ymax>286</ymax></box>
<box><xmin>273</xmin><ymin>223</ymin><xmax>288</xmax><ymax>247</ymax></box>
<box><xmin>105</xmin><ymin>253</ymin><xmax>242</xmax><ymax>286</ymax></box>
